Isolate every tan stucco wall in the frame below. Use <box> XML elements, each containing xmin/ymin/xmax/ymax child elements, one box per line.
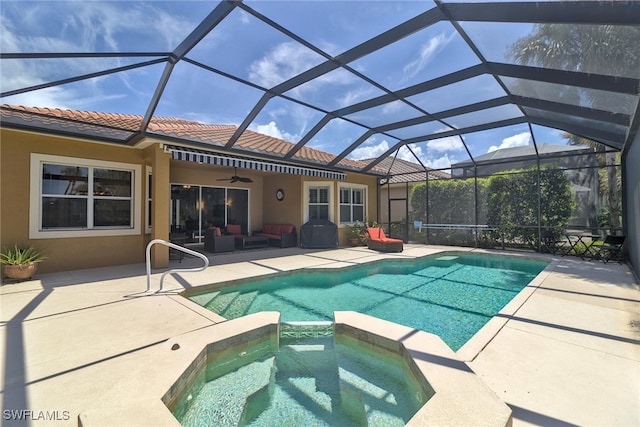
<box><xmin>1</xmin><ymin>126</ymin><xmax>382</xmax><ymax>273</ymax></box>
<box><xmin>1</xmin><ymin>129</ymin><xmax>149</xmax><ymax>273</ymax></box>
<box><xmin>262</xmin><ymin>174</ymin><xmax>302</xmax><ymax>229</ymax></box>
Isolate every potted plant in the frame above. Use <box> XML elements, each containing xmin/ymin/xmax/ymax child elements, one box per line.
<box><xmin>1</xmin><ymin>245</ymin><xmax>47</xmax><ymax>280</ymax></box>
<box><xmin>345</xmin><ymin>221</ymin><xmax>365</xmax><ymax>246</ymax></box>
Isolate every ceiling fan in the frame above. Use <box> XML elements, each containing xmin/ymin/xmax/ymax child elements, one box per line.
<box><xmin>217</xmin><ymin>167</ymin><xmax>253</xmax><ymax>183</ymax></box>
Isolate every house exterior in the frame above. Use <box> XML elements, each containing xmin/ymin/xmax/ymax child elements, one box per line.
<box><xmin>0</xmin><ymin>105</ymin><xmax>382</xmax><ymax>274</ymax></box>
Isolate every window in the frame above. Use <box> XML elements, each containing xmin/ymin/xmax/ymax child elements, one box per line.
<box><xmin>30</xmin><ymin>154</ymin><xmax>141</xmax><ymax>238</ymax></box>
<box><xmin>308</xmin><ymin>186</ymin><xmax>330</xmax><ymax>220</ymax></box>
<box><xmin>339</xmin><ymin>185</ymin><xmax>366</xmax><ymax>224</ymax></box>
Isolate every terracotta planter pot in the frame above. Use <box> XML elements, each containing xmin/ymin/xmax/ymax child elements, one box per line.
<box><xmin>2</xmin><ymin>263</ymin><xmax>38</xmax><ymax>280</ymax></box>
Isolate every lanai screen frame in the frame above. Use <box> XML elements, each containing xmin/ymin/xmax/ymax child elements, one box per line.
<box><xmin>1</xmin><ymin>1</ymin><xmax>638</xmax><ymax>247</ymax></box>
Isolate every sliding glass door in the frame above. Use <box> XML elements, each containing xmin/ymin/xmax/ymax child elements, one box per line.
<box><xmin>170</xmin><ymin>184</ymin><xmax>248</xmax><ymax>243</ymax></box>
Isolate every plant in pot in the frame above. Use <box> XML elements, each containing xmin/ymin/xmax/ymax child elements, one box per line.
<box><xmin>1</xmin><ymin>245</ymin><xmax>47</xmax><ymax>281</ymax></box>
<box><xmin>345</xmin><ymin>221</ymin><xmax>365</xmax><ymax>246</ymax></box>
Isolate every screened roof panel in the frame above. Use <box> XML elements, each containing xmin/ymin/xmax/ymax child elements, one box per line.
<box><xmin>462</xmin><ymin>22</ymin><xmax>640</xmax><ymax>80</ymax></box>
<box><xmin>244</xmin><ymin>0</ymin><xmax>435</xmax><ymax>57</ymax></box>
<box><xmin>185</xmin><ymin>9</ymin><xmax>327</xmax><ymax>89</ymax></box>
<box><xmin>406</xmin><ymin>74</ymin><xmax>508</xmax><ymax>114</ymax></box>
<box><xmin>385</xmin><ymin>121</ymin><xmax>453</xmax><ymax>141</ymax></box>
<box><xmin>0</xmin><ymin>57</ymin><xmax>165</xmax><ymax>95</ymax></box>
<box><xmin>500</xmin><ymin>77</ymin><xmax>639</xmax><ymax>117</ymax></box>
<box><xmin>349</xmin><ymin>21</ymin><xmax>481</xmax><ymax>91</ymax></box>
<box><xmin>283</xmin><ymin>68</ymin><xmax>386</xmax><ymax>111</ymax></box>
<box><xmin>2</xmin><ymin>63</ymin><xmax>166</xmax><ymax>116</ymax></box>
<box><xmin>1</xmin><ymin>1</ymin><xmax>638</xmax><ymax>177</ymax></box>
<box><xmin>416</xmin><ymin>135</ymin><xmax>472</xmax><ymax>169</ymax></box>
<box><xmin>0</xmin><ymin>1</ymin><xmax>211</xmax><ymax>53</ymax></box>
<box><xmin>247</xmin><ymin>96</ymin><xmax>326</xmax><ymax>145</ymax></box>
<box><xmin>344</xmin><ymin>100</ymin><xmax>424</xmax><ymax>128</ymax></box>
<box><xmin>154</xmin><ymin>62</ymin><xmax>265</xmax><ymax>126</ymax></box>
<box><xmin>463</xmin><ymin>124</ymin><xmax>535</xmax><ymax>160</ymax></box>
<box><xmin>524</xmin><ymin>107</ymin><xmax>626</xmax><ymax>148</ymax></box>
<box><xmin>304</xmin><ymin>118</ymin><xmax>369</xmax><ymax>154</ymax></box>
<box><xmin>446</xmin><ymin>104</ymin><xmax>524</xmax><ymax>130</ymax></box>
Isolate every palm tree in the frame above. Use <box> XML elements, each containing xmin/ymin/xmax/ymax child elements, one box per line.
<box><xmin>510</xmin><ymin>24</ymin><xmax>639</xmax><ymax>229</ymax></box>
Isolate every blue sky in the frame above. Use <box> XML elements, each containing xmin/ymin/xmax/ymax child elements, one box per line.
<box><xmin>0</xmin><ymin>0</ymin><xmax>570</xmax><ymax>170</ymax></box>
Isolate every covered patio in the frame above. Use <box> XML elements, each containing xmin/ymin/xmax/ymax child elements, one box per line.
<box><xmin>1</xmin><ymin>1</ymin><xmax>639</xmax><ymax>425</ymax></box>
<box><xmin>1</xmin><ymin>246</ymin><xmax>638</xmax><ymax>426</ymax></box>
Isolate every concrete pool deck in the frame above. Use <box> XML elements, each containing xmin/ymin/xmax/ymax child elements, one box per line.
<box><xmin>1</xmin><ymin>245</ymin><xmax>638</xmax><ymax>426</ymax></box>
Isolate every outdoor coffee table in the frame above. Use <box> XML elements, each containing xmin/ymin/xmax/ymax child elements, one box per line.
<box><xmin>235</xmin><ymin>235</ymin><xmax>269</xmax><ymax>250</ymax></box>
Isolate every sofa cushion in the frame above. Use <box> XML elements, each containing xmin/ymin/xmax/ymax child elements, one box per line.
<box><xmin>226</xmin><ymin>224</ymin><xmax>242</xmax><ymax>235</ymax></box>
<box><xmin>281</xmin><ymin>224</ymin><xmax>294</xmax><ymax>234</ymax></box>
<box><xmin>257</xmin><ymin>233</ymin><xmax>281</xmax><ymax>240</ymax></box>
<box><xmin>208</xmin><ymin>226</ymin><xmax>222</xmax><ymax>236</ymax></box>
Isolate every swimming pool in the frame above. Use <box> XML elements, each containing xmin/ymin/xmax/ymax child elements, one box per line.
<box><xmin>186</xmin><ymin>252</ymin><xmax>548</xmax><ymax>350</ymax></box>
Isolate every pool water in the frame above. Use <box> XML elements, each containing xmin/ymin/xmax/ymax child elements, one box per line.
<box><xmin>173</xmin><ymin>334</ymin><xmax>431</xmax><ymax>427</ymax></box>
<box><xmin>188</xmin><ymin>253</ymin><xmax>548</xmax><ymax>350</ymax></box>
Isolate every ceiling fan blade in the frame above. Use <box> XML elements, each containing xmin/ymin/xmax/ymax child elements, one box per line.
<box><xmin>238</xmin><ymin>177</ymin><xmax>253</xmax><ymax>183</ymax></box>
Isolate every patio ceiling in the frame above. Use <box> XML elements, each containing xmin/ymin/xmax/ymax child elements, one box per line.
<box><xmin>1</xmin><ymin>1</ymin><xmax>639</xmax><ymax>176</ymax></box>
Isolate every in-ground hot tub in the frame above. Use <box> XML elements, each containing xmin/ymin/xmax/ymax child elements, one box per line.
<box><xmin>161</xmin><ymin>312</ymin><xmax>512</xmax><ymax>427</ymax></box>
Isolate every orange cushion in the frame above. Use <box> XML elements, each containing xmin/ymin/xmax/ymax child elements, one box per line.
<box><xmin>226</xmin><ymin>224</ymin><xmax>241</xmax><ymax>235</ymax></box>
<box><xmin>281</xmin><ymin>225</ymin><xmax>294</xmax><ymax>234</ymax></box>
<box><xmin>367</xmin><ymin>227</ymin><xmax>385</xmax><ymax>240</ymax></box>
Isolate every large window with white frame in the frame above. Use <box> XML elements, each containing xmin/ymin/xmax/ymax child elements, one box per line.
<box><xmin>303</xmin><ymin>182</ymin><xmax>334</xmax><ymax>223</ymax></box>
<box><xmin>339</xmin><ymin>184</ymin><xmax>366</xmax><ymax>224</ymax></box>
<box><xmin>30</xmin><ymin>154</ymin><xmax>141</xmax><ymax>238</ymax></box>
<box><xmin>308</xmin><ymin>186</ymin><xmax>330</xmax><ymax>220</ymax></box>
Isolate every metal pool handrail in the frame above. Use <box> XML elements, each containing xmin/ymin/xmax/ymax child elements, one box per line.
<box><xmin>145</xmin><ymin>239</ymin><xmax>209</xmax><ymax>293</ymax></box>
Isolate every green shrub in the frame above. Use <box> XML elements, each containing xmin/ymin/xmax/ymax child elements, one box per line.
<box><xmin>0</xmin><ymin>245</ymin><xmax>47</xmax><ymax>265</ymax></box>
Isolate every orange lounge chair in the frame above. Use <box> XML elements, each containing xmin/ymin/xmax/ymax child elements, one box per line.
<box><xmin>366</xmin><ymin>227</ymin><xmax>403</xmax><ymax>253</ymax></box>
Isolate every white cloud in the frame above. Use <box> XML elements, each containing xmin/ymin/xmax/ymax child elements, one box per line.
<box><xmin>396</xmin><ymin>144</ymin><xmax>423</xmax><ymax>163</ymax></box>
<box><xmin>426</xmin><ymin>136</ymin><xmax>464</xmax><ymax>152</ymax></box>
<box><xmin>402</xmin><ymin>32</ymin><xmax>453</xmax><ymax>82</ymax></box>
<box><xmin>252</xmin><ymin>121</ymin><xmax>284</xmax><ymax>139</ymax></box>
<box><xmin>1</xmin><ymin>2</ymin><xmax>195</xmax><ymax>108</ymax></box>
<box><xmin>249</xmin><ymin>42</ymin><xmax>322</xmax><ymax>88</ymax></box>
<box><xmin>424</xmin><ymin>153</ymin><xmax>457</xmax><ymax>170</ymax></box>
<box><xmin>250</xmin><ymin>121</ymin><xmax>298</xmax><ymax>143</ymax></box>
<box><xmin>350</xmin><ymin>139</ymin><xmax>390</xmax><ymax>160</ymax></box>
<box><xmin>488</xmin><ymin>131</ymin><xmax>531</xmax><ymax>153</ymax></box>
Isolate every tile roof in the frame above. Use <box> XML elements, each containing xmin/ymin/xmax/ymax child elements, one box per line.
<box><xmin>365</xmin><ymin>157</ymin><xmax>450</xmax><ymax>184</ymax></box>
<box><xmin>1</xmin><ymin>105</ymin><xmax>378</xmax><ymax>174</ymax></box>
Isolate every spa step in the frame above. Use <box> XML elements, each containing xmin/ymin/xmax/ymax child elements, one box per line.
<box><xmin>203</xmin><ymin>291</ymin><xmax>258</xmax><ymax>318</ymax></box>
<box><xmin>180</xmin><ymin>356</ymin><xmax>276</xmax><ymax>427</ymax></box>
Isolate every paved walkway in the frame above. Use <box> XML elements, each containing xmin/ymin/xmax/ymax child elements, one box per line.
<box><xmin>1</xmin><ymin>245</ymin><xmax>638</xmax><ymax>426</ymax></box>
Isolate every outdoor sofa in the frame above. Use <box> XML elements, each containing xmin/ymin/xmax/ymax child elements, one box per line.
<box><xmin>254</xmin><ymin>224</ymin><xmax>297</xmax><ymax>248</ymax></box>
<box><xmin>366</xmin><ymin>227</ymin><xmax>404</xmax><ymax>253</ymax></box>
<box><xmin>204</xmin><ymin>227</ymin><xmax>235</xmax><ymax>253</ymax></box>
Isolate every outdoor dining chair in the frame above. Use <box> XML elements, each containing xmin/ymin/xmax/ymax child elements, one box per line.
<box><xmin>593</xmin><ymin>235</ymin><xmax>625</xmax><ymax>264</ymax></box>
